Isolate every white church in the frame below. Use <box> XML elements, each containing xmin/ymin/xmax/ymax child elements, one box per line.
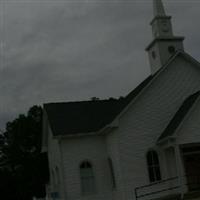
<box><xmin>42</xmin><ymin>1</ymin><xmax>200</xmax><ymax>200</ymax></box>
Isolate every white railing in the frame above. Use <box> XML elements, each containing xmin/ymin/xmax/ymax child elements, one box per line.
<box><xmin>135</xmin><ymin>176</ymin><xmax>180</xmax><ymax>200</ymax></box>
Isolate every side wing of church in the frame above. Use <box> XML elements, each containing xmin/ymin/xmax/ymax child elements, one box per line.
<box><xmin>42</xmin><ymin>1</ymin><xmax>200</xmax><ymax>200</ymax></box>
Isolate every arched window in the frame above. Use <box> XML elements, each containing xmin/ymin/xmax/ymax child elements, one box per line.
<box><xmin>80</xmin><ymin>161</ymin><xmax>96</xmax><ymax>195</ymax></box>
<box><xmin>108</xmin><ymin>158</ymin><xmax>116</xmax><ymax>189</ymax></box>
<box><xmin>147</xmin><ymin>151</ymin><xmax>161</xmax><ymax>182</ymax></box>
<box><xmin>168</xmin><ymin>46</ymin><xmax>176</xmax><ymax>54</ymax></box>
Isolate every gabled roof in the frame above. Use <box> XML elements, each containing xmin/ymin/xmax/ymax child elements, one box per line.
<box><xmin>44</xmin><ymin>75</ymin><xmax>153</xmax><ymax>137</ymax></box>
<box><xmin>44</xmin><ymin>51</ymin><xmax>200</xmax><ymax>138</ymax></box>
<box><xmin>157</xmin><ymin>91</ymin><xmax>200</xmax><ymax>142</ymax></box>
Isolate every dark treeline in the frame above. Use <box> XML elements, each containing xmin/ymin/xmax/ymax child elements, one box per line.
<box><xmin>0</xmin><ymin>105</ymin><xmax>49</xmax><ymax>200</ymax></box>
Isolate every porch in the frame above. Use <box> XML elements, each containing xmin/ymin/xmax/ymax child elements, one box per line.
<box><xmin>134</xmin><ymin>144</ymin><xmax>200</xmax><ymax>200</ymax></box>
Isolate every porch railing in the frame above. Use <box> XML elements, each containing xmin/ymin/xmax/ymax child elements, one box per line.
<box><xmin>135</xmin><ymin>176</ymin><xmax>180</xmax><ymax>200</ymax></box>
<box><xmin>135</xmin><ymin>175</ymin><xmax>200</xmax><ymax>200</ymax></box>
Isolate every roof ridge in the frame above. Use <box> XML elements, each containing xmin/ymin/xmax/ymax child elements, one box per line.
<box><xmin>44</xmin><ymin>98</ymin><xmax>121</xmax><ymax>106</ymax></box>
<box><xmin>44</xmin><ymin>75</ymin><xmax>153</xmax><ymax>137</ymax></box>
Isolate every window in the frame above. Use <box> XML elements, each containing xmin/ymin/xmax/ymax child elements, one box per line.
<box><xmin>168</xmin><ymin>46</ymin><xmax>176</xmax><ymax>54</ymax></box>
<box><xmin>147</xmin><ymin>151</ymin><xmax>161</xmax><ymax>182</ymax></box>
<box><xmin>161</xmin><ymin>20</ymin><xmax>169</xmax><ymax>32</ymax></box>
<box><xmin>152</xmin><ymin>51</ymin><xmax>156</xmax><ymax>59</ymax></box>
<box><xmin>108</xmin><ymin>158</ymin><xmax>116</xmax><ymax>189</ymax></box>
<box><xmin>80</xmin><ymin>161</ymin><xmax>96</xmax><ymax>195</ymax></box>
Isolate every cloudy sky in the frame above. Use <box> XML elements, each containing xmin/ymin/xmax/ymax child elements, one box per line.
<box><xmin>0</xmin><ymin>0</ymin><xmax>200</xmax><ymax>129</ymax></box>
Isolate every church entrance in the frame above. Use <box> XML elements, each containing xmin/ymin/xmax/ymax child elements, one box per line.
<box><xmin>183</xmin><ymin>147</ymin><xmax>200</xmax><ymax>191</ymax></box>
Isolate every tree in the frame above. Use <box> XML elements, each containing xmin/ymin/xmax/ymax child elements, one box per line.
<box><xmin>0</xmin><ymin>105</ymin><xmax>49</xmax><ymax>200</ymax></box>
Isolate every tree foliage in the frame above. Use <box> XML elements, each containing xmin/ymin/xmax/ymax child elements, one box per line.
<box><xmin>0</xmin><ymin>105</ymin><xmax>49</xmax><ymax>200</ymax></box>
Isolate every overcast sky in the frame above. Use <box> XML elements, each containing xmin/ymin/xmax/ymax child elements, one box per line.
<box><xmin>0</xmin><ymin>0</ymin><xmax>200</xmax><ymax>129</ymax></box>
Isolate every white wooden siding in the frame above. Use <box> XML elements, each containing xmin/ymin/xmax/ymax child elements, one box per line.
<box><xmin>115</xmin><ymin>56</ymin><xmax>200</xmax><ymax>200</ymax></box>
<box><xmin>46</xmin><ymin>115</ymin><xmax>65</xmax><ymax>200</ymax></box>
<box><xmin>60</xmin><ymin>135</ymin><xmax>113</xmax><ymax>200</ymax></box>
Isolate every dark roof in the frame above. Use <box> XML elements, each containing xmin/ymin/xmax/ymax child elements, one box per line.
<box><xmin>44</xmin><ymin>75</ymin><xmax>153</xmax><ymax>136</ymax></box>
<box><xmin>157</xmin><ymin>91</ymin><xmax>200</xmax><ymax>142</ymax></box>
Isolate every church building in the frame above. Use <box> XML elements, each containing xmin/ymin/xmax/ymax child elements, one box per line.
<box><xmin>42</xmin><ymin>1</ymin><xmax>200</xmax><ymax>200</ymax></box>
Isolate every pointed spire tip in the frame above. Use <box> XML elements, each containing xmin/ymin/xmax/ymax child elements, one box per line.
<box><xmin>153</xmin><ymin>0</ymin><xmax>166</xmax><ymax>17</ymax></box>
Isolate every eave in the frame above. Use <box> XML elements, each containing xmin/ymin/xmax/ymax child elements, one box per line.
<box><xmin>146</xmin><ymin>36</ymin><xmax>185</xmax><ymax>51</ymax></box>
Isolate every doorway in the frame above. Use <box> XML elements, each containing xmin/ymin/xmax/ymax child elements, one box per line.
<box><xmin>183</xmin><ymin>153</ymin><xmax>200</xmax><ymax>191</ymax></box>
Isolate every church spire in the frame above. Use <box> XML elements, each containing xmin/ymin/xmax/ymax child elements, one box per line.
<box><xmin>151</xmin><ymin>0</ymin><xmax>173</xmax><ymax>38</ymax></box>
<box><xmin>146</xmin><ymin>0</ymin><xmax>185</xmax><ymax>75</ymax></box>
<box><xmin>153</xmin><ymin>0</ymin><xmax>166</xmax><ymax>17</ymax></box>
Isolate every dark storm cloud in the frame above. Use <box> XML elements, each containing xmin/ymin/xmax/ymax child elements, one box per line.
<box><xmin>0</xmin><ymin>0</ymin><xmax>200</xmax><ymax>129</ymax></box>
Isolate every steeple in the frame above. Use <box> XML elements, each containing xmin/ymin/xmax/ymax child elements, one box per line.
<box><xmin>153</xmin><ymin>0</ymin><xmax>166</xmax><ymax>17</ymax></box>
<box><xmin>151</xmin><ymin>0</ymin><xmax>173</xmax><ymax>38</ymax></box>
<box><xmin>146</xmin><ymin>0</ymin><xmax>185</xmax><ymax>75</ymax></box>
